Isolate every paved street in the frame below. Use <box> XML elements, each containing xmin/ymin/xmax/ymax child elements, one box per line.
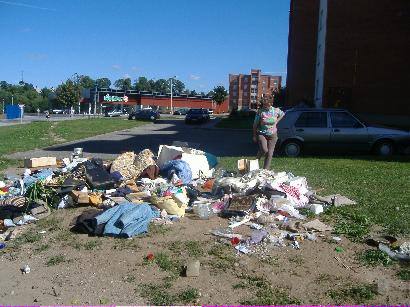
<box><xmin>8</xmin><ymin>118</ymin><xmax>255</xmax><ymax>160</ymax></box>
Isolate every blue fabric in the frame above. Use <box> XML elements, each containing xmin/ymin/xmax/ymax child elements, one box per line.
<box><xmin>160</xmin><ymin>160</ymin><xmax>192</xmax><ymax>184</ymax></box>
<box><xmin>205</xmin><ymin>152</ymin><xmax>218</xmax><ymax>168</ymax></box>
<box><xmin>94</xmin><ymin>203</ymin><xmax>159</xmax><ymax>238</ymax></box>
<box><xmin>22</xmin><ymin>169</ymin><xmax>54</xmax><ymax>188</ymax></box>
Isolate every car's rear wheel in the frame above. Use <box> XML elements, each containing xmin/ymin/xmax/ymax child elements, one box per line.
<box><xmin>374</xmin><ymin>140</ymin><xmax>394</xmax><ymax>156</ymax></box>
<box><xmin>282</xmin><ymin>140</ymin><xmax>302</xmax><ymax>157</ymax></box>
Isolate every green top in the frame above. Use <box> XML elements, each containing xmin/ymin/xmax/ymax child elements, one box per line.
<box><xmin>254</xmin><ymin>106</ymin><xmax>284</xmax><ymax>136</ymax></box>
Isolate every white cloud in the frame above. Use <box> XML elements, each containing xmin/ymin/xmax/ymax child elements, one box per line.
<box><xmin>0</xmin><ymin>1</ymin><xmax>56</xmax><ymax>11</ymax></box>
<box><xmin>190</xmin><ymin>74</ymin><xmax>200</xmax><ymax>80</ymax></box>
<box><xmin>26</xmin><ymin>53</ymin><xmax>48</xmax><ymax>61</ymax></box>
<box><xmin>131</xmin><ymin>66</ymin><xmax>139</xmax><ymax>72</ymax></box>
<box><xmin>111</xmin><ymin>64</ymin><xmax>121</xmax><ymax>70</ymax></box>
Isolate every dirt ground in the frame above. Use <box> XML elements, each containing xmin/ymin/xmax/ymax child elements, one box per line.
<box><xmin>0</xmin><ymin>205</ymin><xmax>409</xmax><ymax>306</ymax></box>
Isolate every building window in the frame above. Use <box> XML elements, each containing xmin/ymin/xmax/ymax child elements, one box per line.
<box><xmin>243</xmin><ymin>84</ymin><xmax>248</xmax><ymax>90</ymax></box>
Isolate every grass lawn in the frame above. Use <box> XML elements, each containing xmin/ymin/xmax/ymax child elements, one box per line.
<box><xmin>215</xmin><ymin>117</ymin><xmax>254</xmax><ymax>129</ymax></box>
<box><xmin>0</xmin><ymin>118</ymin><xmax>147</xmax><ymax>171</ymax></box>
<box><xmin>219</xmin><ymin>156</ymin><xmax>410</xmax><ymax>236</ymax></box>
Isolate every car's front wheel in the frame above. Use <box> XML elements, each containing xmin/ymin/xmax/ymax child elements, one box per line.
<box><xmin>282</xmin><ymin>140</ymin><xmax>302</xmax><ymax>157</ymax></box>
<box><xmin>374</xmin><ymin>140</ymin><xmax>394</xmax><ymax>156</ymax></box>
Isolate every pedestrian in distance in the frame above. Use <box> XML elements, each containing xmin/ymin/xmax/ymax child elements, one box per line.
<box><xmin>252</xmin><ymin>94</ymin><xmax>285</xmax><ymax>169</ymax></box>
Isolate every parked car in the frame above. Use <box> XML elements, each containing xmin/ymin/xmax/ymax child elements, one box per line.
<box><xmin>185</xmin><ymin>108</ymin><xmax>210</xmax><ymax>124</ymax></box>
<box><xmin>52</xmin><ymin>109</ymin><xmax>64</xmax><ymax>114</ymax></box>
<box><xmin>128</xmin><ymin>109</ymin><xmax>160</xmax><ymax>121</ymax></box>
<box><xmin>173</xmin><ymin>108</ymin><xmax>189</xmax><ymax>115</ymax></box>
<box><xmin>277</xmin><ymin>108</ymin><xmax>410</xmax><ymax>157</ymax></box>
<box><xmin>208</xmin><ymin>109</ymin><xmax>214</xmax><ymax>115</ymax></box>
<box><xmin>105</xmin><ymin>109</ymin><xmax>122</xmax><ymax>117</ymax></box>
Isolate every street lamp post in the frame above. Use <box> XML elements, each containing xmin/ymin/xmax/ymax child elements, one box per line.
<box><xmin>169</xmin><ymin>76</ymin><xmax>176</xmax><ymax>114</ymax></box>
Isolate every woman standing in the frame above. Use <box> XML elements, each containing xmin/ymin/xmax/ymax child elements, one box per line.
<box><xmin>252</xmin><ymin>95</ymin><xmax>285</xmax><ymax>169</ymax></box>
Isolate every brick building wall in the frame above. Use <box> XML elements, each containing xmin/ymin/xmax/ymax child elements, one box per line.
<box><xmin>286</xmin><ymin>0</ymin><xmax>319</xmax><ymax>107</ymax></box>
<box><xmin>229</xmin><ymin>69</ymin><xmax>281</xmax><ymax>110</ymax></box>
<box><xmin>286</xmin><ymin>0</ymin><xmax>410</xmax><ymax>117</ymax></box>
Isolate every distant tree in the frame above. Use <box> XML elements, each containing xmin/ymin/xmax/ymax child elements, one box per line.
<box><xmin>148</xmin><ymin>79</ymin><xmax>156</xmax><ymax>92</ymax></box>
<box><xmin>207</xmin><ymin>90</ymin><xmax>215</xmax><ymax>97</ymax></box>
<box><xmin>114</xmin><ymin>78</ymin><xmax>132</xmax><ymax>91</ymax></box>
<box><xmin>212</xmin><ymin>85</ymin><xmax>228</xmax><ymax>105</ymax></box>
<box><xmin>190</xmin><ymin>90</ymin><xmax>197</xmax><ymax>96</ymax></box>
<box><xmin>96</xmin><ymin>78</ymin><xmax>111</xmax><ymax>88</ymax></box>
<box><xmin>55</xmin><ymin>80</ymin><xmax>81</xmax><ymax>109</ymax></box>
<box><xmin>40</xmin><ymin>87</ymin><xmax>53</xmax><ymax>99</ymax></box>
<box><xmin>172</xmin><ymin>79</ymin><xmax>185</xmax><ymax>94</ymax></box>
<box><xmin>78</xmin><ymin>75</ymin><xmax>95</xmax><ymax>89</ymax></box>
<box><xmin>183</xmin><ymin>89</ymin><xmax>190</xmax><ymax>95</ymax></box>
<box><xmin>200</xmin><ymin>91</ymin><xmax>206</xmax><ymax>96</ymax></box>
<box><xmin>154</xmin><ymin>79</ymin><xmax>169</xmax><ymax>93</ymax></box>
<box><xmin>134</xmin><ymin>77</ymin><xmax>152</xmax><ymax>91</ymax></box>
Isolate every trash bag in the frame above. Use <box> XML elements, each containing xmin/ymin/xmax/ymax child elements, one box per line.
<box><xmin>160</xmin><ymin>160</ymin><xmax>192</xmax><ymax>184</ymax></box>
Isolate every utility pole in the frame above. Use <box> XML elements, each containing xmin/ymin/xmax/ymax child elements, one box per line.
<box><xmin>170</xmin><ymin>76</ymin><xmax>176</xmax><ymax>114</ymax></box>
<box><xmin>94</xmin><ymin>82</ymin><xmax>97</xmax><ymax>115</ymax></box>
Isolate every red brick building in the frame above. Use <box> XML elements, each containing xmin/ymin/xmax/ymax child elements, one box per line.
<box><xmin>82</xmin><ymin>89</ymin><xmax>229</xmax><ymax>114</ymax></box>
<box><xmin>229</xmin><ymin>69</ymin><xmax>281</xmax><ymax>110</ymax></box>
<box><xmin>286</xmin><ymin>0</ymin><xmax>410</xmax><ymax>118</ymax></box>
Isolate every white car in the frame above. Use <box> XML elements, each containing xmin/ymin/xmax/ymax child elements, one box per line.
<box><xmin>105</xmin><ymin>110</ymin><xmax>122</xmax><ymax>117</ymax></box>
<box><xmin>52</xmin><ymin>109</ymin><xmax>64</xmax><ymax>114</ymax></box>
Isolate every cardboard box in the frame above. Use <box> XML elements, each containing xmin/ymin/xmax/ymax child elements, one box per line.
<box><xmin>24</xmin><ymin>157</ymin><xmax>57</xmax><ymax>168</ymax></box>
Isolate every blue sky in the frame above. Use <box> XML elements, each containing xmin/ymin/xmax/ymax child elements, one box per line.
<box><xmin>0</xmin><ymin>0</ymin><xmax>290</xmax><ymax>92</ymax></box>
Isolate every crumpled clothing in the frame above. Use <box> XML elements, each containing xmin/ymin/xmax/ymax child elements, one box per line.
<box><xmin>22</xmin><ymin>169</ymin><xmax>54</xmax><ymax>188</ymax></box>
<box><xmin>150</xmin><ymin>195</ymin><xmax>187</xmax><ymax>217</ymax></box>
<box><xmin>160</xmin><ymin>160</ymin><xmax>192</xmax><ymax>185</ymax></box>
<box><xmin>94</xmin><ymin>203</ymin><xmax>159</xmax><ymax>238</ymax></box>
<box><xmin>112</xmin><ymin>186</ymin><xmax>133</xmax><ymax>197</ymax></box>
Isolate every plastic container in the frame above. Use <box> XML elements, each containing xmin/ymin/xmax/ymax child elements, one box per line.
<box><xmin>193</xmin><ymin>203</ymin><xmax>212</xmax><ymax>220</ymax></box>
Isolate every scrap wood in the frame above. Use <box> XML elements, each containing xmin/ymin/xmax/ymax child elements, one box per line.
<box><xmin>334</xmin><ymin>256</ymin><xmax>357</xmax><ymax>273</ymax></box>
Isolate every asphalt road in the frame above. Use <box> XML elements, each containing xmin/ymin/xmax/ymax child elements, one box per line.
<box><xmin>8</xmin><ymin>118</ymin><xmax>255</xmax><ymax>160</ymax></box>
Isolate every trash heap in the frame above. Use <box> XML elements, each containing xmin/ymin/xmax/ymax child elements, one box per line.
<box><xmin>2</xmin><ymin>143</ymin><xmax>408</xmax><ymax>263</ymax></box>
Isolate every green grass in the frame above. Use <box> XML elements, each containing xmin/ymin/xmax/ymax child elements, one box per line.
<box><xmin>328</xmin><ymin>283</ymin><xmax>378</xmax><ymax>304</ymax></box>
<box><xmin>215</xmin><ymin>117</ymin><xmax>254</xmax><ymax>129</ymax></box>
<box><xmin>235</xmin><ymin>274</ymin><xmax>301</xmax><ymax>305</ymax></box>
<box><xmin>358</xmin><ymin>249</ymin><xmax>394</xmax><ymax>266</ymax></box>
<box><xmin>219</xmin><ymin>156</ymin><xmax>410</xmax><ymax>236</ymax></box>
<box><xmin>139</xmin><ymin>284</ymin><xmax>200</xmax><ymax>305</ymax></box>
<box><xmin>208</xmin><ymin>243</ymin><xmax>236</xmax><ymax>271</ymax></box>
<box><xmin>83</xmin><ymin>240</ymin><xmax>102</xmax><ymax>250</ymax></box>
<box><xmin>152</xmin><ymin>252</ymin><xmax>181</xmax><ymax>274</ymax></box>
<box><xmin>397</xmin><ymin>269</ymin><xmax>410</xmax><ymax>281</ymax></box>
<box><xmin>46</xmin><ymin>254</ymin><xmax>67</xmax><ymax>266</ymax></box>
<box><xmin>0</xmin><ymin>118</ymin><xmax>147</xmax><ymax>172</ymax></box>
<box><xmin>167</xmin><ymin>240</ymin><xmax>204</xmax><ymax>258</ymax></box>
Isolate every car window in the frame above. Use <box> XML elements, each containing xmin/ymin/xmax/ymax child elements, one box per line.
<box><xmin>330</xmin><ymin>112</ymin><xmax>360</xmax><ymax>128</ymax></box>
<box><xmin>295</xmin><ymin>112</ymin><xmax>327</xmax><ymax>128</ymax></box>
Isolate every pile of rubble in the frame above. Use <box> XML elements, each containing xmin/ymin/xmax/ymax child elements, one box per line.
<box><xmin>1</xmin><ymin>143</ymin><xmax>408</xmax><ymax>262</ymax></box>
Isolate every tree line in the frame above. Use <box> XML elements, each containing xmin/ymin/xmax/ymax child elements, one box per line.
<box><xmin>0</xmin><ymin>75</ymin><xmax>228</xmax><ymax>112</ymax></box>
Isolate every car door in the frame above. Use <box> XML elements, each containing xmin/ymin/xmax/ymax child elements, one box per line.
<box><xmin>330</xmin><ymin>111</ymin><xmax>370</xmax><ymax>152</ymax></box>
<box><xmin>293</xmin><ymin>111</ymin><xmax>331</xmax><ymax>151</ymax></box>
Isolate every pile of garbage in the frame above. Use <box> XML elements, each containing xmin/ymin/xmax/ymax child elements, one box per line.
<box><xmin>1</xmin><ymin>143</ymin><xmax>408</xmax><ymax>262</ymax></box>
